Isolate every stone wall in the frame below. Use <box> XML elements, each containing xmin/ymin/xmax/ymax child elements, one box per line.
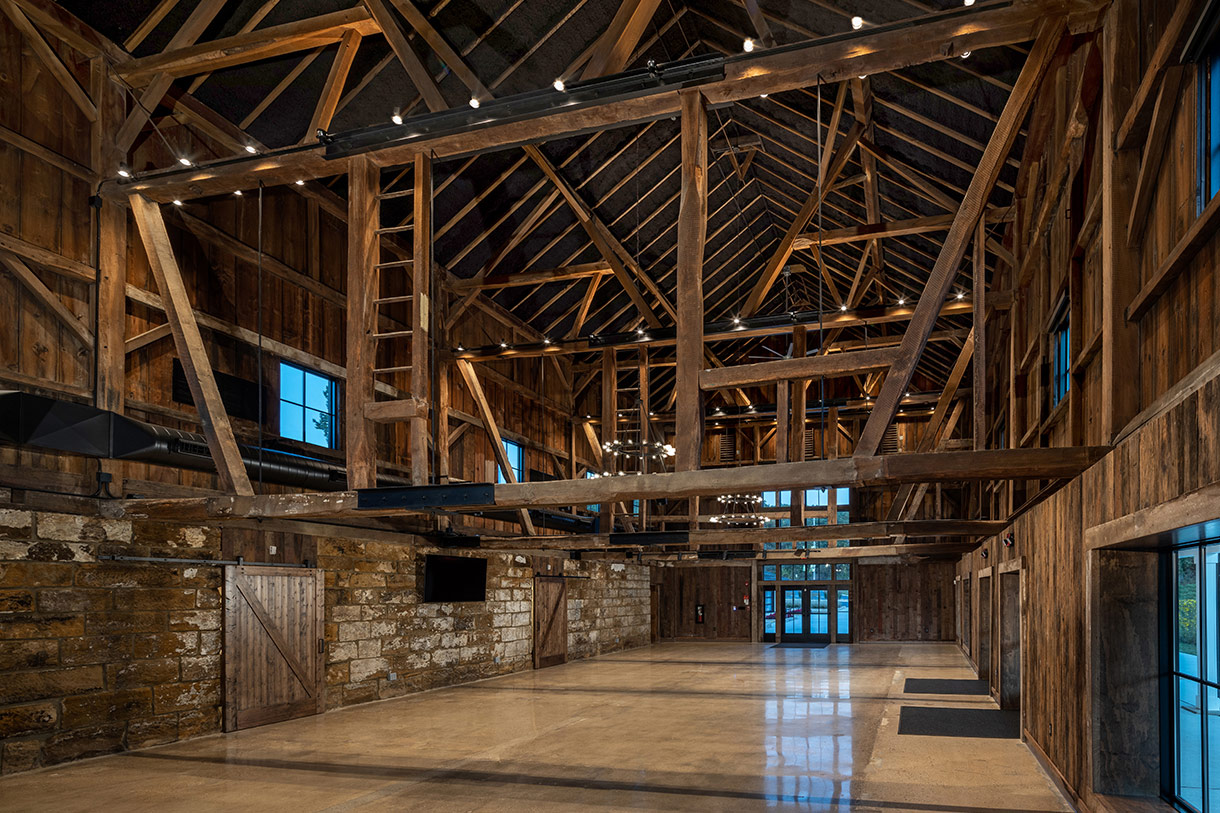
<box><xmin>0</xmin><ymin>508</ymin><xmax>652</xmax><ymax>774</ymax></box>
<box><xmin>0</xmin><ymin>509</ymin><xmax>224</xmax><ymax>775</ymax></box>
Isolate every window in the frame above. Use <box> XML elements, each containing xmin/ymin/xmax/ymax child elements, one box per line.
<box><xmin>499</xmin><ymin>439</ymin><xmax>524</xmax><ymax>484</ymax></box>
<box><xmin>279</xmin><ymin>361</ymin><xmax>337</xmax><ymax>448</ymax></box>
<box><xmin>762</xmin><ymin>565</ymin><xmax>777</xmax><ymax>581</ymax></box>
<box><xmin>805</xmin><ymin>487</ymin><xmax>850</xmax><ymax>509</ymax></box>
<box><xmin>1051</xmin><ymin>304</ymin><xmax>1071</xmax><ymax>408</ymax></box>
<box><xmin>835</xmin><ymin>564</ymin><xmax>851</xmax><ymax>580</ymax></box>
<box><xmin>762</xmin><ymin>490</ymin><xmax>791</xmax><ymax>508</ymax></box>
<box><xmin>1201</xmin><ymin>47</ymin><xmax>1220</xmax><ymax>209</ymax></box>
<box><xmin>585</xmin><ymin>470</ymin><xmax>598</xmax><ymax>512</ymax></box>
<box><xmin>1166</xmin><ymin>539</ymin><xmax>1220</xmax><ymax>811</ymax></box>
<box><xmin>780</xmin><ymin>564</ymin><xmax>806</xmax><ymax>581</ymax></box>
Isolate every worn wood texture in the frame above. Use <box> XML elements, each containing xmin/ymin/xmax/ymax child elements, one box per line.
<box><xmin>223</xmin><ymin>565</ymin><xmax>325</xmax><ymax>731</ymax></box>
<box><xmin>533</xmin><ymin>575</ymin><xmax>567</xmax><ymax>669</ymax></box>
<box><xmin>653</xmin><ymin>565</ymin><xmax>752</xmax><ymax>641</ymax></box>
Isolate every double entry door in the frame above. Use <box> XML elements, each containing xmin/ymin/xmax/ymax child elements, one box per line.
<box><xmin>764</xmin><ymin>585</ymin><xmax>851</xmax><ymax>643</ymax></box>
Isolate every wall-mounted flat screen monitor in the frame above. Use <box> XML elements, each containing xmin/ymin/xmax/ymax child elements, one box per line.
<box><xmin>423</xmin><ymin>554</ymin><xmax>487</xmax><ymax>602</ymax></box>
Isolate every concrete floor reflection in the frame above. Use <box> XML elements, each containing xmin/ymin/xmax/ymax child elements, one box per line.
<box><xmin>0</xmin><ymin>642</ymin><xmax>1070</xmax><ymax>812</ymax></box>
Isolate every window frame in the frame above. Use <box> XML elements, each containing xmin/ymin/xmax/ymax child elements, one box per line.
<box><xmin>1200</xmin><ymin>47</ymin><xmax>1220</xmax><ymax>212</ymax></box>
<box><xmin>277</xmin><ymin>360</ymin><xmax>339</xmax><ymax>450</ymax></box>
<box><xmin>1050</xmin><ymin>300</ymin><xmax>1071</xmax><ymax>409</ymax></box>
<box><xmin>499</xmin><ymin>438</ymin><xmax>525</xmax><ymax>484</ymax></box>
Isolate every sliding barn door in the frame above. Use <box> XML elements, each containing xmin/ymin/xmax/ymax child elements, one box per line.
<box><xmin>534</xmin><ymin>576</ymin><xmax>568</xmax><ymax>669</ymax></box>
<box><xmin>224</xmin><ymin>565</ymin><xmax>325</xmax><ymax>731</ymax></box>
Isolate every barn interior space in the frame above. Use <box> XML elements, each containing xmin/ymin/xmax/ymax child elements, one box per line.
<box><xmin>0</xmin><ymin>0</ymin><xmax>1216</xmax><ymax>810</ymax></box>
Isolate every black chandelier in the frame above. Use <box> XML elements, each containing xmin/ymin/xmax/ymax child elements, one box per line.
<box><xmin>709</xmin><ymin>493</ymin><xmax>766</xmax><ymax>527</ymax></box>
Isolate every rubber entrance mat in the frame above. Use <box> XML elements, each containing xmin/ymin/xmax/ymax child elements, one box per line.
<box><xmin>770</xmin><ymin>642</ymin><xmax>829</xmax><ymax>649</ymax></box>
<box><xmin>897</xmin><ymin>706</ymin><xmax>1020</xmax><ymax>739</ymax></box>
<box><xmin>903</xmin><ymin>678</ymin><xmax>990</xmax><ymax>695</ymax></box>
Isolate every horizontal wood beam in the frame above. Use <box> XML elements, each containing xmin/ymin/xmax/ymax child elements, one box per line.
<box><xmin>115</xmin><ymin>7</ymin><xmax>380</xmax><ymax>83</ymax></box>
<box><xmin>1125</xmin><ymin>183</ymin><xmax>1220</xmax><ymax>322</ymax></box>
<box><xmin>122</xmin><ymin>0</ymin><xmax>1103</xmax><ymax>203</ymax></box>
<box><xmin>698</xmin><ymin>346</ymin><xmax>898</xmax><ymax>390</ymax></box>
<box><xmin>652</xmin><ymin>541</ymin><xmax>977</xmax><ymax>562</ymax></box>
<box><xmin>119</xmin><ymin>446</ymin><xmax>1108</xmax><ymax>520</ymax></box>
<box><xmin>448</xmin><ymin>261</ymin><xmax>612</xmax><ymax>292</ymax></box>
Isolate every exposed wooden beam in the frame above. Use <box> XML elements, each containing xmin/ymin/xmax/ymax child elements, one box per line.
<box><xmin>363</xmin><ymin>0</ymin><xmax>447</xmax><ymax>113</ymax></box>
<box><xmin>0</xmin><ymin>0</ymin><xmax>96</xmax><ymax>121</ymax></box>
<box><xmin>676</xmin><ymin>90</ymin><xmax>708</xmax><ymax>473</ymax></box>
<box><xmin>1125</xmin><ymin>65</ymin><xmax>1187</xmax><ymax>245</ymax></box>
<box><xmin>1114</xmin><ymin>0</ymin><xmax>1200</xmax><ymax>150</ymax></box>
<box><xmin>346</xmin><ymin>155</ymin><xmax>380</xmax><ymax>490</ymax></box>
<box><xmin>854</xmin><ymin>19</ymin><xmax>1066</xmax><ymax>457</ymax></box>
<box><xmin>0</xmin><ymin>251</ymin><xmax>92</xmax><ymax>346</ymax></box>
<box><xmin>699</xmin><ymin>347</ymin><xmax>898</xmax><ymax>390</ymax></box>
<box><xmin>124</xmin><ymin>0</ymin><xmax>178</xmax><ymax>51</ymax></box>
<box><xmin>793</xmin><ymin>212</ymin><xmax>964</xmax><ymax>249</ymax></box>
<box><xmin>113</xmin><ymin>0</ymin><xmax>228</xmax><ymax>154</ymax></box>
<box><xmin>126</xmin><ymin>0</ymin><xmax>1100</xmax><ymax>203</ymax></box>
<box><xmin>455</xmin><ymin>359</ymin><xmax>535</xmax><ymax>534</ymax></box>
<box><xmin>303</xmin><ymin>28</ymin><xmax>362</xmax><ymax>141</ymax></box>
<box><xmin>125</xmin><ymin>323</ymin><xmax>171</xmax><ymax>355</ymax></box>
<box><xmin>741</xmin><ymin>120</ymin><xmax>863</xmax><ymax>317</ymax></box>
<box><xmin>449</xmin><ymin>262</ymin><xmax>612</xmax><ymax>292</ymax></box>
<box><xmin>581</xmin><ymin>0</ymin><xmax>663</xmax><ymax>80</ymax></box>
<box><xmin>128</xmin><ymin>195</ymin><xmax>253</xmax><ymax>496</ymax></box>
<box><xmin>119</xmin><ymin>447</ymin><xmax>1110</xmax><ymax>521</ymax></box>
<box><xmin>410</xmin><ymin>152</ymin><xmax>432</xmax><ymax>485</ymax></box>
<box><xmin>116</xmin><ymin>7</ymin><xmax>379</xmax><ymax>83</ymax></box>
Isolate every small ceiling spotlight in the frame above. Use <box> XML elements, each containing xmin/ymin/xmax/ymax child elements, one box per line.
<box><xmin>956</xmin><ymin>291</ymin><xmax>965</xmax><ymax>300</ymax></box>
<box><xmin>732</xmin><ymin>316</ymin><xmax>742</xmax><ymax>326</ymax></box>
<box><xmin>469</xmin><ymin>97</ymin><xmax>481</xmax><ymax>109</ymax></box>
<box><xmin>177</xmin><ymin>157</ymin><xmax>192</xmax><ymax>167</ymax></box>
<box><xmin>499</xmin><ymin>341</ymin><xmax>509</xmax><ymax>349</ymax></box>
<box><xmin>391</xmin><ymin>110</ymin><xmax>403</xmax><ymax>125</ymax></box>
<box><xmin>295</xmin><ymin>179</ymin><xmax>305</xmax><ymax>186</ymax></box>
<box><xmin>851</xmin><ymin>16</ymin><xmax>864</xmax><ymax>29</ymax></box>
<box><xmin>117</xmin><ymin>164</ymin><xmax>131</xmax><ymax>179</ymax></box>
<box><xmin>244</xmin><ymin>144</ymin><xmax>258</xmax><ymax>154</ymax></box>
<box><xmin>961</xmin><ymin>51</ymin><xmax>972</xmax><ymax>59</ymax></box>
<box><xmin>636</xmin><ymin>327</ymin><xmax>646</xmax><ymax>336</ymax></box>
<box><xmin>456</xmin><ymin>344</ymin><xmax>465</xmax><ymax>352</ymax></box>
<box><xmin>759</xmin><ymin>93</ymin><xmax>768</xmax><ymax>99</ymax></box>
<box><xmin>905</xmin><ymin>391</ymin><xmax>911</xmax><ymax>397</ymax></box>
<box><xmin>172</xmin><ymin>200</ymin><xmax>183</xmax><ymax>206</ymax></box>
<box><xmin>840</xmin><ymin>303</ymin><xmax>849</xmax><ymax>312</ymax></box>
<box><xmin>234</xmin><ymin>190</ymin><xmax>243</xmax><ymax>197</ymax></box>
<box><xmin>897</xmin><ymin>296</ymin><xmax>906</xmax><ymax>305</ymax></box>
<box><xmin>743</xmin><ymin>38</ymin><xmax>755</xmax><ymax>53</ymax></box>
<box><xmin>964</xmin><ymin>0</ymin><xmax>975</xmax><ymax>5</ymax></box>
<box><xmin>543</xmin><ymin>337</ymin><xmax>552</xmax><ymax>345</ymax></box>
<box><xmin>553</xmin><ymin>78</ymin><xmax>565</xmax><ymax>92</ymax></box>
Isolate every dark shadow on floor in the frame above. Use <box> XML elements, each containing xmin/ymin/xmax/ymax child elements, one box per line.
<box><xmin>124</xmin><ymin>751</ymin><xmax>1046</xmax><ymax>812</ymax></box>
<box><xmin>904</xmin><ymin>678</ymin><xmax>990</xmax><ymax>695</ymax></box>
<box><xmin>897</xmin><ymin>706</ymin><xmax>1020</xmax><ymax>738</ymax></box>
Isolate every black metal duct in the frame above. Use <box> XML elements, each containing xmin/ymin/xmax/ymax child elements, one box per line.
<box><xmin>0</xmin><ymin>390</ymin><xmax>406</xmax><ymax>491</ymax></box>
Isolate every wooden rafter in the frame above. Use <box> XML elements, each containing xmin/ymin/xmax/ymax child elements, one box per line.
<box><xmin>854</xmin><ymin>19</ymin><xmax>1067</xmax><ymax>457</ymax></box>
<box><xmin>580</xmin><ymin>0</ymin><xmax>663</xmax><ymax>80</ymax></box>
<box><xmin>302</xmin><ymin>28</ymin><xmax>362</xmax><ymax>141</ymax></box>
<box><xmin>128</xmin><ymin>194</ymin><xmax>254</xmax><ymax>496</ymax></box>
<box><xmin>364</xmin><ymin>0</ymin><xmax>447</xmax><ymax>113</ymax></box>
<box><xmin>0</xmin><ymin>251</ymin><xmax>92</xmax><ymax>346</ymax></box>
<box><xmin>0</xmin><ymin>0</ymin><xmax>96</xmax><ymax>121</ymax></box>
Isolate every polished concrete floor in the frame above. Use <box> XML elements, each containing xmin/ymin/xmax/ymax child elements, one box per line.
<box><xmin>1</xmin><ymin>642</ymin><xmax>1069</xmax><ymax>812</ymax></box>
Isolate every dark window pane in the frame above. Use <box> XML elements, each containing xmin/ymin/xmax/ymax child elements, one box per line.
<box><xmin>780</xmin><ymin>564</ymin><xmax>806</xmax><ymax>581</ymax></box>
<box><xmin>835</xmin><ymin>564</ymin><xmax>851</xmax><ymax>580</ymax></box>
<box><xmin>1180</xmin><ymin>549</ymin><xmax>1200</xmax><ymax>678</ymax></box>
<box><xmin>809</xmin><ymin>589</ymin><xmax>828</xmax><ymax>634</ymax></box>
<box><xmin>762</xmin><ymin>565</ymin><xmax>777</xmax><ymax>581</ymax></box>
<box><xmin>783</xmin><ymin>590</ymin><xmax>801</xmax><ymax>634</ymax></box>
<box><xmin>810</xmin><ymin>564</ymin><xmax>832</xmax><ymax>581</ymax></box>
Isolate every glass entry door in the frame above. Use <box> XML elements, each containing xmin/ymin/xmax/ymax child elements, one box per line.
<box><xmin>780</xmin><ymin>587</ymin><xmax>831</xmax><ymax>643</ymax></box>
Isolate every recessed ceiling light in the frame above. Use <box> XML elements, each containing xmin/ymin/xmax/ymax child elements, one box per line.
<box><xmin>117</xmin><ymin>164</ymin><xmax>131</xmax><ymax>179</ymax></box>
<box><xmin>962</xmin><ymin>51</ymin><xmax>972</xmax><ymax>59</ymax></box>
<box><xmin>234</xmin><ymin>190</ymin><xmax>242</xmax><ymax>197</ymax></box>
<box><xmin>553</xmin><ymin>78</ymin><xmax>565</xmax><ymax>92</ymax></box>
<box><xmin>295</xmin><ymin>179</ymin><xmax>305</xmax><ymax>185</ymax></box>
<box><xmin>743</xmin><ymin>38</ymin><xmax>755</xmax><ymax>53</ymax></box>
<box><xmin>469</xmin><ymin>97</ymin><xmax>480</xmax><ymax>109</ymax></box>
<box><xmin>172</xmin><ymin>200</ymin><xmax>183</xmax><ymax>206</ymax></box>
<box><xmin>851</xmin><ymin>16</ymin><xmax>864</xmax><ymax>30</ymax></box>
<box><xmin>391</xmin><ymin>111</ymin><xmax>403</xmax><ymax>125</ymax></box>
<box><xmin>956</xmin><ymin>291</ymin><xmax>965</xmax><ymax>300</ymax></box>
<box><xmin>177</xmin><ymin>157</ymin><xmax>192</xmax><ymax>167</ymax></box>
<box><xmin>840</xmin><ymin>304</ymin><xmax>848</xmax><ymax>311</ymax></box>
<box><xmin>244</xmin><ymin>144</ymin><xmax>257</xmax><ymax>154</ymax></box>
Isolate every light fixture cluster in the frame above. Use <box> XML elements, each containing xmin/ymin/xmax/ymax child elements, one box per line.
<box><xmin>710</xmin><ymin>493</ymin><xmax>766</xmax><ymax>527</ymax></box>
<box><xmin>601</xmin><ymin>439</ymin><xmax>675</xmax><ymax>461</ymax></box>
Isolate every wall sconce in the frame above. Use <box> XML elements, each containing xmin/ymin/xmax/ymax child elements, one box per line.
<box><xmin>1002</xmin><ymin>533</ymin><xmax>1015</xmax><ymax>549</ymax></box>
<box><xmin>981</xmin><ymin>549</ymin><xmax>990</xmax><ymax>560</ymax></box>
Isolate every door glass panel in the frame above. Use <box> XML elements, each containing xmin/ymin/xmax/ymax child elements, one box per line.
<box><xmin>809</xmin><ymin>589</ymin><xmax>828</xmax><ymax>635</ymax></box>
<box><xmin>1180</xmin><ymin>548</ymin><xmax>1201</xmax><ymax>678</ymax></box>
<box><xmin>784</xmin><ymin>590</ymin><xmax>802</xmax><ymax>634</ymax></box>
<box><xmin>763</xmin><ymin>589</ymin><xmax>775</xmax><ymax>635</ymax></box>
<box><xmin>1179</xmin><ymin>676</ymin><xmax>1204</xmax><ymax>811</ymax></box>
<box><xmin>1209</xmin><ymin>685</ymin><xmax>1220</xmax><ymax>807</ymax></box>
<box><xmin>836</xmin><ymin>589</ymin><xmax>850</xmax><ymax>638</ymax></box>
<box><xmin>1207</xmin><ymin>544</ymin><xmax>1220</xmax><ymax>683</ymax></box>
<box><xmin>809</xmin><ymin>564</ymin><xmax>832</xmax><ymax>581</ymax></box>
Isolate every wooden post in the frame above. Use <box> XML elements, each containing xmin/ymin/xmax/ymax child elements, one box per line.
<box><xmin>676</xmin><ymin>90</ymin><xmax>707</xmax><ymax>473</ymax></box>
<box><xmin>601</xmin><ymin>348</ymin><xmax>617</xmax><ymax>531</ymax></box>
<box><xmin>411</xmin><ymin>152</ymin><xmax>432</xmax><ymax>485</ymax></box>
<box><xmin>790</xmin><ymin>325</ymin><xmax>807</xmax><ymax>525</ymax></box>
<box><xmin>128</xmin><ymin>194</ymin><xmax>253</xmax><ymax>496</ymax></box>
<box><xmin>638</xmin><ymin>345</ymin><xmax>650</xmax><ymax>530</ymax></box>
<box><xmin>973</xmin><ymin>215</ymin><xmax>986</xmax><ymax>450</ymax></box>
<box><xmin>346</xmin><ymin>155</ymin><xmax>379</xmax><ymax>489</ymax></box>
<box><xmin>1101</xmin><ymin>0</ymin><xmax>1140</xmax><ymax>442</ymax></box>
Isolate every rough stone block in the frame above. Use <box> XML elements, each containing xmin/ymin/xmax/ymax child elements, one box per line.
<box><xmin>338</xmin><ymin>621</ymin><xmax>371</xmax><ymax>641</ymax></box>
<box><xmin>36</xmin><ymin>587</ymin><xmax>111</xmax><ymax>612</ymax></box>
<box><xmin>178</xmin><ymin>706</ymin><xmax>220</xmax><ymax>739</ymax></box>
<box><xmin>0</xmin><ymin>589</ymin><xmax>34</xmax><ymax>613</ymax></box>
<box><xmin>117</xmin><ymin>588</ymin><xmax>197</xmax><ymax>610</ymax></box>
<box><xmin>199</xmin><ymin>631</ymin><xmax>221</xmax><ymax>656</ymax></box>
<box><xmin>326</xmin><ymin>662</ymin><xmax>349</xmax><ymax>685</ymax></box>
<box><xmin>127</xmin><ymin>714</ymin><xmax>179</xmax><ymax>748</ymax></box>
<box><xmin>327</xmin><ymin>642</ymin><xmax>356</xmax><ymax>663</ymax></box>
<box><xmin>0</xmin><ymin>613</ymin><xmax>84</xmax><ymax>639</ymax></box>
<box><xmin>109</xmin><ymin>658</ymin><xmax>180</xmax><ymax>688</ymax></box>
<box><xmin>0</xmin><ymin>561</ymin><xmax>73</xmax><ymax>588</ymax></box>
<box><xmin>357</xmin><ymin>639</ymin><xmax>381</xmax><ymax>659</ymax></box>
<box><xmin>62</xmin><ymin>687</ymin><xmax>153</xmax><ymax>727</ymax></box>
<box><xmin>85</xmin><ymin>611</ymin><xmax>164</xmax><ymax>635</ymax></box>
<box><xmin>60</xmin><ymin>635</ymin><xmax>132</xmax><ymax>666</ymax></box>
<box><xmin>37</xmin><ymin>513</ymin><xmax>131</xmax><ymax>544</ymax></box>
<box><xmin>0</xmin><ymin>701</ymin><xmax>57</xmax><ymax>737</ymax></box>
<box><xmin>180</xmin><ymin>655</ymin><xmax>220</xmax><ymax>681</ymax></box>
<box><xmin>153</xmin><ymin>680</ymin><xmax>219</xmax><ymax>714</ymax></box>
<box><xmin>42</xmin><ymin>723</ymin><xmax>126</xmax><ymax>765</ymax></box>
<box><xmin>0</xmin><ymin>639</ymin><xmax>57</xmax><ymax>670</ymax></box>
<box><xmin>132</xmin><ymin>631</ymin><xmax>198</xmax><ymax>659</ymax></box>
<box><xmin>168</xmin><ymin>610</ymin><xmax>221</xmax><ymax>631</ymax></box>
<box><xmin>76</xmin><ymin>564</ymin><xmax>177</xmax><ymax>588</ymax></box>
<box><xmin>2</xmin><ymin>739</ymin><xmax>41</xmax><ymax>774</ymax></box>
<box><xmin>349</xmin><ymin>657</ymin><xmax>389</xmax><ymax>683</ymax></box>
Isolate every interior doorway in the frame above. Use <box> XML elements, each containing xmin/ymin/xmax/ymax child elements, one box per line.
<box><xmin>999</xmin><ymin>569</ymin><xmax>1022</xmax><ymax>710</ymax></box>
<box><xmin>534</xmin><ymin>576</ymin><xmax>568</xmax><ymax>669</ymax></box>
<box><xmin>978</xmin><ymin>573</ymin><xmax>992</xmax><ymax>684</ymax></box>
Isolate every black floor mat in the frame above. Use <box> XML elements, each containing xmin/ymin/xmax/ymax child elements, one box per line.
<box><xmin>903</xmin><ymin>678</ymin><xmax>990</xmax><ymax>695</ymax></box>
<box><xmin>770</xmin><ymin>642</ymin><xmax>829</xmax><ymax>649</ymax></box>
<box><xmin>897</xmin><ymin>706</ymin><xmax>1020</xmax><ymax>739</ymax></box>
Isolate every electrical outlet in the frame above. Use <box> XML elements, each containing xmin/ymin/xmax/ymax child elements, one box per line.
<box><xmin>268</xmin><ymin>545</ymin><xmax>277</xmax><ymax>555</ymax></box>
<box><xmin>389</xmin><ymin>672</ymin><xmax>398</xmax><ymax>681</ymax></box>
